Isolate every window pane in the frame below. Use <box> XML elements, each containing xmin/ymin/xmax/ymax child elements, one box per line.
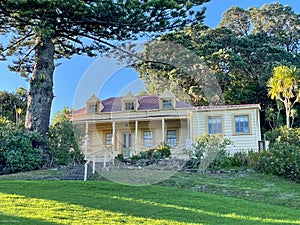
<box><xmin>162</xmin><ymin>99</ymin><xmax>173</xmax><ymax>109</ymax></box>
<box><xmin>88</xmin><ymin>104</ymin><xmax>98</xmax><ymax>113</ymax></box>
<box><xmin>208</xmin><ymin>116</ymin><xmax>222</xmax><ymax>134</ymax></box>
<box><xmin>105</xmin><ymin>133</ymin><xmax>112</xmax><ymax>145</ymax></box>
<box><xmin>167</xmin><ymin>130</ymin><xmax>177</xmax><ymax>147</ymax></box>
<box><xmin>125</xmin><ymin>102</ymin><xmax>134</xmax><ymax>110</ymax></box>
<box><xmin>235</xmin><ymin>115</ymin><xmax>249</xmax><ymax>134</ymax></box>
<box><xmin>143</xmin><ymin>131</ymin><xmax>153</xmax><ymax>148</ymax></box>
<box><xmin>128</xmin><ymin>133</ymin><xmax>132</xmax><ymax>147</ymax></box>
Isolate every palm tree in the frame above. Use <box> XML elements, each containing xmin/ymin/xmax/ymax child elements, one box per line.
<box><xmin>267</xmin><ymin>65</ymin><xmax>300</xmax><ymax>128</ymax></box>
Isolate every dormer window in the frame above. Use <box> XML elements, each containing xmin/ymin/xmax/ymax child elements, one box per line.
<box><xmin>162</xmin><ymin>99</ymin><xmax>173</xmax><ymax>109</ymax></box>
<box><xmin>88</xmin><ymin>104</ymin><xmax>98</xmax><ymax>113</ymax></box>
<box><xmin>86</xmin><ymin>94</ymin><xmax>103</xmax><ymax>114</ymax></box>
<box><xmin>125</xmin><ymin>102</ymin><xmax>135</xmax><ymax>111</ymax></box>
<box><xmin>122</xmin><ymin>92</ymin><xmax>139</xmax><ymax>111</ymax></box>
<box><xmin>159</xmin><ymin>90</ymin><xmax>176</xmax><ymax>110</ymax></box>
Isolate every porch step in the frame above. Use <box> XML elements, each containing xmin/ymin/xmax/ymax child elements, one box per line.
<box><xmin>61</xmin><ymin>163</ymin><xmax>92</xmax><ymax>180</ymax></box>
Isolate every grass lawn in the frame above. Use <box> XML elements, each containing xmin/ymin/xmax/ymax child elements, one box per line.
<box><xmin>0</xmin><ymin>176</ymin><xmax>300</xmax><ymax>225</ymax></box>
<box><xmin>159</xmin><ymin>170</ymin><xmax>300</xmax><ymax>209</ymax></box>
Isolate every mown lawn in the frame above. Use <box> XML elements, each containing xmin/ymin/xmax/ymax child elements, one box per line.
<box><xmin>159</xmin><ymin>170</ymin><xmax>300</xmax><ymax>209</ymax></box>
<box><xmin>0</xmin><ymin>179</ymin><xmax>300</xmax><ymax>225</ymax></box>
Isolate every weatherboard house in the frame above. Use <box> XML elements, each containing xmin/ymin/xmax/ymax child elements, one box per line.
<box><xmin>70</xmin><ymin>90</ymin><xmax>261</xmax><ymax>166</ymax></box>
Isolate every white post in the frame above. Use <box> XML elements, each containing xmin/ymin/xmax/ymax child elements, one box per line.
<box><xmin>112</xmin><ymin>121</ymin><xmax>116</xmax><ymax>165</ymax></box>
<box><xmin>162</xmin><ymin>118</ymin><xmax>165</xmax><ymax>143</ymax></box>
<box><xmin>135</xmin><ymin>120</ymin><xmax>138</xmax><ymax>153</ymax></box>
<box><xmin>84</xmin><ymin>122</ymin><xmax>89</xmax><ymax>156</ymax></box>
<box><xmin>92</xmin><ymin>157</ymin><xmax>96</xmax><ymax>174</ymax></box>
<box><xmin>83</xmin><ymin>163</ymin><xmax>88</xmax><ymax>181</ymax></box>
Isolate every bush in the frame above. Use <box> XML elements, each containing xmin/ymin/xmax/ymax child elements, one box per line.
<box><xmin>228</xmin><ymin>150</ymin><xmax>261</xmax><ymax>168</ymax></box>
<box><xmin>209</xmin><ymin>149</ymin><xmax>231</xmax><ymax>170</ymax></box>
<box><xmin>0</xmin><ymin>127</ymin><xmax>44</xmax><ymax>173</ymax></box>
<box><xmin>186</xmin><ymin>134</ymin><xmax>232</xmax><ymax>171</ymax></box>
<box><xmin>48</xmin><ymin>116</ymin><xmax>83</xmax><ymax>166</ymax></box>
<box><xmin>258</xmin><ymin>127</ymin><xmax>300</xmax><ymax>182</ymax></box>
<box><xmin>266</xmin><ymin>126</ymin><xmax>300</xmax><ymax>147</ymax></box>
<box><xmin>256</xmin><ymin>142</ymin><xmax>300</xmax><ymax>181</ymax></box>
<box><xmin>151</xmin><ymin>143</ymin><xmax>171</xmax><ymax>158</ymax></box>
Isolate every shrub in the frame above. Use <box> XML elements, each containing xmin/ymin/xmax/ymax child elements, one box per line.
<box><xmin>186</xmin><ymin>134</ymin><xmax>232</xmax><ymax>171</ymax></box>
<box><xmin>152</xmin><ymin>143</ymin><xmax>171</xmax><ymax>158</ymax></box>
<box><xmin>209</xmin><ymin>149</ymin><xmax>231</xmax><ymax>170</ymax></box>
<box><xmin>0</xmin><ymin>127</ymin><xmax>44</xmax><ymax>173</ymax></box>
<box><xmin>229</xmin><ymin>150</ymin><xmax>261</xmax><ymax>168</ymax></box>
<box><xmin>48</xmin><ymin>117</ymin><xmax>83</xmax><ymax>167</ymax></box>
<box><xmin>256</xmin><ymin>142</ymin><xmax>300</xmax><ymax>181</ymax></box>
<box><xmin>124</xmin><ymin>143</ymin><xmax>171</xmax><ymax>163</ymax></box>
<box><xmin>266</xmin><ymin>126</ymin><xmax>300</xmax><ymax>147</ymax></box>
<box><xmin>258</xmin><ymin>127</ymin><xmax>300</xmax><ymax>182</ymax></box>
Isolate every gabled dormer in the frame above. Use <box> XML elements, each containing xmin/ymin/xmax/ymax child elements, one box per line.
<box><xmin>159</xmin><ymin>90</ymin><xmax>176</xmax><ymax>110</ymax></box>
<box><xmin>86</xmin><ymin>94</ymin><xmax>103</xmax><ymax>114</ymax></box>
<box><xmin>122</xmin><ymin>92</ymin><xmax>139</xmax><ymax>111</ymax></box>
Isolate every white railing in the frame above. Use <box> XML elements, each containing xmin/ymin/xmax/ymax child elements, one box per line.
<box><xmin>84</xmin><ymin>158</ymin><xmax>91</xmax><ymax>181</ymax></box>
<box><xmin>83</xmin><ymin>145</ymin><xmax>114</xmax><ymax>181</ymax></box>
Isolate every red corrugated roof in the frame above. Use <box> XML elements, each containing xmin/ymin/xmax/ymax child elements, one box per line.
<box><xmin>71</xmin><ymin>95</ymin><xmax>194</xmax><ymax>115</ymax></box>
<box><xmin>196</xmin><ymin>104</ymin><xmax>260</xmax><ymax>110</ymax></box>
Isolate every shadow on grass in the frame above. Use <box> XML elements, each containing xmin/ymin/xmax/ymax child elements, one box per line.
<box><xmin>0</xmin><ymin>212</ymin><xmax>58</xmax><ymax>225</ymax></box>
<box><xmin>0</xmin><ymin>180</ymin><xmax>300</xmax><ymax>225</ymax></box>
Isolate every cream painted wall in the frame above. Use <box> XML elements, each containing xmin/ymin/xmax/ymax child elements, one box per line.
<box><xmin>191</xmin><ymin>107</ymin><xmax>261</xmax><ymax>153</ymax></box>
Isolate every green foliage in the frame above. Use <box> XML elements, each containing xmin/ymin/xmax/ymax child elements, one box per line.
<box><xmin>136</xmin><ymin>2</ymin><xmax>300</xmax><ymax>126</ymax></box>
<box><xmin>186</xmin><ymin>134</ymin><xmax>232</xmax><ymax>171</ymax></box>
<box><xmin>267</xmin><ymin>65</ymin><xmax>300</xmax><ymax>128</ymax></box>
<box><xmin>230</xmin><ymin>151</ymin><xmax>261</xmax><ymax>168</ymax></box>
<box><xmin>152</xmin><ymin>143</ymin><xmax>171</xmax><ymax>158</ymax></box>
<box><xmin>0</xmin><ymin>0</ymin><xmax>208</xmax><ymax>76</ymax></box>
<box><xmin>266</xmin><ymin>126</ymin><xmax>300</xmax><ymax>147</ymax></box>
<box><xmin>0</xmin><ymin>89</ymin><xmax>27</xmax><ymax>124</ymax></box>
<box><xmin>257</xmin><ymin>143</ymin><xmax>300</xmax><ymax>182</ymax></box>
<box><xmin>129</xmin><ymin>143</ymin><xmax>171</xmax><ymax>162</ymax></box>
<box><xmin>48</xmin><ymin>109</ymin><xmax>83</xmax><ymax>166</ymax></box>
<box><xmin>257</xmin><ymin>127</ymin><xmax>300</xmax><ymax>182</ymax></box>
<box><xmin>265</xmin><ymin>106</ymin><xmax>284</xmax><ymax>130</ymax></box>
<box><xmin>0</xmin><ymin>125</ymin><xmax>44</xmax><ymax>174</ymax></box>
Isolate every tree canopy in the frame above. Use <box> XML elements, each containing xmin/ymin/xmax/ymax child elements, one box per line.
<box><xmin>135</xmin><ymin>2</ymin><xmax>300</xmax><ymax>128</ymax></box>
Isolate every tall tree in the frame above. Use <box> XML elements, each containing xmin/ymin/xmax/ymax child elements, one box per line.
<box><xmin>267</xmin><ymin>66</ymin><xmax>300</xmax><ymax>128</ymax></box>
<box><xmin>249</xmin><ymin>3</ymin><xmax>300</xmax><ymax>54</ymax></box>
<box><xmin>0</xmin><ymin>0</ymin><xmax>209</xmax><ymax>164</ymax></box>
<box><xmin>136</xmin><ymin>2</ymin><xmax>299</xmax><ymax>116</ymax></box>
<box><xmin>267</xmin><ymin>65</ymin><xmax>300</xmax><ymax>128</ymax></box>
<box><xmin>219</xmin><ymin>6</ymin><xmax>250</xmax><ymax>36</ymax></box>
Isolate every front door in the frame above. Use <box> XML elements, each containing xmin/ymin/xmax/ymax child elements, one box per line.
<box><xmin>122</xmin><ymin>132</ymin><xmax>132</xmax><ymax>158</ymax></box>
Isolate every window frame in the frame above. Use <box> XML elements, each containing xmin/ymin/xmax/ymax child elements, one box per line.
<box><xmin>124</xmin><ymin>101</ymin><xmax>135</xmax><ymax>111</ymax></box>
<box><xmin>143</xmin><ymin>130</ymin><xmax>153</xmax><ymax>148</ymax></box>
<box><xmin>87</xmin><ymin>104</ymin><xmax>98</xmax><ymax>113</ymax></box>
<box><xmin>233</xmin><ymin>114</ymin><xmax>251</xmax><ymax>135</ymax></box>
<box><xmin>166</xmin><ymin>129</ymin><xmax>177</xmax><ymax>147</ymax></box>
<box><xmin>206</xmin><ymin>115</ymin><xmax>223</xmax><ymax>135</ymax></box>
<box><xmin>162</xmin><ymin>99</ymin><xmax>173</xmax><ymax>109</ymax></box>
<box><xmin>104</xmin><ymin>132</ymin><xmax>113</xmax><ymax>146</ymax></box>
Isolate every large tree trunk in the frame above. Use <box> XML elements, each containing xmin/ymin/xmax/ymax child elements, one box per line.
<box><xmin>25</xmin><ymin>37</ymin><xmax>55</xmax><ymax>165</ymax></box>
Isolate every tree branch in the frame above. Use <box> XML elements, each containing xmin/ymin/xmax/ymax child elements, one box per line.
<box><xmin>15</xmin><ymin>45</ymin><xmax>36</xmax><ymax>72</ymax></box>
<box><xmin>1</xmin><ymin>31</ymin><xmax>34</xmax><ymax>52</ymax></box>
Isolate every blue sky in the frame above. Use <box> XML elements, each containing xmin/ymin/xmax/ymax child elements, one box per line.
<box><xmin>0</xmin><ymin>0</ymin><xmax>299</xmax><ymax>119</ymax></box>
